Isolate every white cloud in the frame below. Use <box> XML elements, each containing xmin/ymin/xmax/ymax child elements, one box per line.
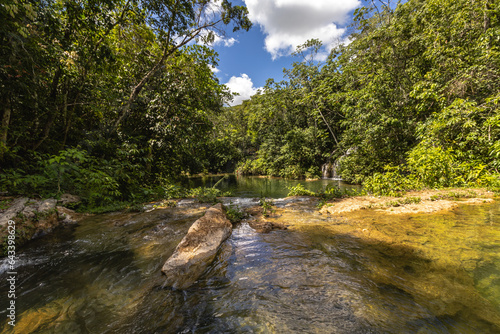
<box><xmin>208</xmin><ymin>65</ymin><xmax>220</xmax><ymax>73</ymax></box>
<box><xmin>225</xmin><ymin>74</ymin><xmax>261</xmax><ymax>106</ymax></box>
<box><xmin>216</xmin><ymin>36</ymin><xmax>237</xmax><ymax>47</ymax></box>
<box><xmin>198</xmin><ymin>30</ymin><xmax>238</xmax><ymax>47</ymax></box>
<box><xmin>244</xmin><ymin>0</ymin><xmax>360</xmax><ymax>58</ymax></box>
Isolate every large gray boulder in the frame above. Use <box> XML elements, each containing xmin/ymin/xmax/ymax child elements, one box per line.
<box><xmin>0</xmin><ymin>197</ymin><xmax>29</xmax><ymax>227</ymax></box>
<box><xmin>161</xmin><ymin>203</ymin><xmax>232</xmax><ymax>289</ymax></box>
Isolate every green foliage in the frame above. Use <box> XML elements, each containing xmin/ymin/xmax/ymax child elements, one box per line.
<box><xmin>0</xmin><ymin>0</ymin><xmax>251</xmax><ymax>207</ymax></box>
<box><xmin>363</xmin><ymin>166</ymin><xmax>422</xmax><ymax>196</ymax></box>
<box><xmin>259</xmin><ymin>197</ymin><xmax>275</xmax><ymax>217</ymax></box>
<box><xmin>363</xmin><ymin>141</ymin><xmax>497</xmax><ymax>195</ymax></box>
<box><xmin>187</xmin><ymin>187</ymin><xmax>221</xmax><ymax>204</ymax></box>
<box><xmin>2</xmin><ymin>0</ymin><xmax>499</xmax><ymax>205</ymax></box>
<box><xmin>0</xmin><ymin>199</ymin><xmax>12</xmax><ymax>210</ymax></box>
<box><xmin>287</xmin><ymin>183</ymin><xmax>362</xmax><ymax>200</ymax></box>
<box><xmin>316</xmin><ymin>198</ymin><xmax>328</xmax><ymax>209</ymax></box>
<box><xmin>429</xmin><ymin>191</ymin><xmax>478</xmax><ymax>201</ymax></box>
<box><xmin>407</xmin><ymin>143</ymin><xmax>458</xmax><ymax>188</ymax></box>
<box><xmin>224</xmin><ymin>203</ymin><xmax>247</xmax><ymax>224</ymax></box>
<box><xmin>385</xmin><ymin>197</ymin><xmax>422</xmax><ymax>207</ymax></box>
<box><xmin>319</xmin><ymin>185</ymin><xmax>344</xmax><ymax>199</ymax></box>
<box><xmin>287</xmin><ymin>184</ymin><xmax>316</xmax><ymax>197</ymax></box>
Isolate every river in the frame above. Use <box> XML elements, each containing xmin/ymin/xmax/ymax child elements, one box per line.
<box><xmin>179</xmin><ymin>174</ymin><xmax>359</xmax><ymax>198</ymax></box>
<box><xmin>0</xmin><ymin>187</ymin><xmax>499</xmax><ymax>333</ymax></box>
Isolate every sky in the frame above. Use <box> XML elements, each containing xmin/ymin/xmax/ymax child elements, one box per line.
<box><xmin>208</xmin><ymin>0</ymin><xmax>363</xmax><ymax>105</ymax></box>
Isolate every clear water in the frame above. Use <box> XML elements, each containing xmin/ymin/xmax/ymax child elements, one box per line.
<box><xmin>180</xmin><ymin>174</ymin><xmax>359</xmax><ymax>198</ymax></box>
<box><xmin>1</xmin><ymin>200</ymin><xmax>499</xmax><ymax>333</ymax></box>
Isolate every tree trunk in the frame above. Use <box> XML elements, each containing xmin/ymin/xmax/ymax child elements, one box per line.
<box><xmin>0</xmin><ymin>98</ymin><xmax>12</xmax><ymax>159</ymax></box>
<box><xmin>484</xmin><ymin>0</ymin><xmax>491</xmax><ymax>32</ymax></box>
<box><xmin>33</xmin><ymin>67</ymin><xmax>62</xmax><ymax>151</ymax></box>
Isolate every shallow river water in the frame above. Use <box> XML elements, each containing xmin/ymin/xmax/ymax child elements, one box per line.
<box><xmin>1</xmin><ymin>198</ymin><xmax>500</xmax><ymax>333</ymax></box>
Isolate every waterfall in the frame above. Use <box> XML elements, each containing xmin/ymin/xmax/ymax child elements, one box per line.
<box><xmin>321</xmin><ymin>163</ymin><xmax>331</xmax><ymax>179</ymax></box>
<box><xmin>321</xmin><ymin>161</ymin><xmax>342</xmax><ymax>180</ymax></box>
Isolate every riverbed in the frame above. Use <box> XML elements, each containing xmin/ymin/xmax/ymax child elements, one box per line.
<box><xmin>0</xmin><ymin>196</ymin><xmax>499</xmax><ymax>333</ymax></box>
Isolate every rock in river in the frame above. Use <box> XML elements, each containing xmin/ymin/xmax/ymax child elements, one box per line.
<box><xmin>161</xmin><ymin>203</ymin><xmax>232</xmax><ymax>289</ymax></box>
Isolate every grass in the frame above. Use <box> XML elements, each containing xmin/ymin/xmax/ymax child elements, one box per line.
<box><xmin>384</xmin><ymin>196</ymin><xmax>422</xmax><ymax>208</ymax></box>
<box><xmin>429</xmin><ymin>190</ymin><xmax>478</xmax><ymax>201</ymax></box>
<box><xmin>0</xmin><ymin>199</ymin><xmax>13</xmax><ymax>211</ymax></box>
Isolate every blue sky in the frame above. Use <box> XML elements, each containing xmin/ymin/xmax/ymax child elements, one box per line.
<box><xmin>207</xmin><ymin>0</ymin><xmax>364</xmax><ymax>105</ymax></box>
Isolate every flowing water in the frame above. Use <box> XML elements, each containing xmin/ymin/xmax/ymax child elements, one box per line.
<box><xmin>1</xmin><ymin>198</ymin><xmax>500</xmax><ymax>333</ymax></box>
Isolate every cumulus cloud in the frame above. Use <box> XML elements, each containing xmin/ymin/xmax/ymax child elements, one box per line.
<box><xmin>225</xmin><ymin>74</ymin><xmax>261</xmax><ymax>106</ymax></box>
<box><xmin>214</xmin><ymin>36</ymin><xmax>237</xmax><ymax>47</ymax></box>
<box><xmin>244</xmin><ymin>0</ymin><xmax>360</xmax><ymax>58</ymax></box>
<box><xmin>208</xmin><ymin>65</ymin><xmax>220</xmax><ymax>73</ymax></box>
<box><xmin>198</xmin><ymin>30</ymin><xmax>238</xmax><ymax>47</ymax></box>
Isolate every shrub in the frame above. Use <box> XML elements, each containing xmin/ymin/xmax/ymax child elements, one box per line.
<box><xmin>259</xmin><ymin>197</ymin><xmax>275</xmax><ymax>217</ymax></box>
<box><xmin>287</xmin><ymin>184</ymin><xmax>315</xmax><ymax>196</ymax></box>
<box><xmin>363</xmin><ymin>166</ymin><xmax>422</xmax><ymax>196</ymax></box>
<box><xmin>224</xmin><ymin>203</ymin><xmax>247</xmax><ymax>223</ymax></box>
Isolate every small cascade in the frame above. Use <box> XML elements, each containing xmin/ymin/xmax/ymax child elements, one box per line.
<box><xmin>321</xmin><ymin>161</ymin><xmax>342</xmax><ymax>180</ymax></box>
<box><xmin>321</xmin><ymin>163</ymin><xmax>331</xmax><ymax>179</ymax></box>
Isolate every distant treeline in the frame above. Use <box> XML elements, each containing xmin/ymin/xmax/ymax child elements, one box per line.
<box><xmin>1</xmin><ymin>0</ymin><xmax>499</xmax><ymax>206</ymax></box>
<box><xmin>220</xmin><ymin>0</ymin><xmax>500</xmax><ymax>193</ymax></box>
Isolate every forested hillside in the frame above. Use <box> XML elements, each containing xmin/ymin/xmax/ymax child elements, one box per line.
<box><xmin>221</xmin><ymin>0</ymin><xmax>500</xmax><ymax>193</ymax></box>
<box><xmin>1</xmin><ymin>0</ymin><xmax>499</xmax><ymax>207</ymax></box>
<box><xmin>0</xmin><ymin>0</ymin><xmax>250</xmax><ymax>206</ymax></box>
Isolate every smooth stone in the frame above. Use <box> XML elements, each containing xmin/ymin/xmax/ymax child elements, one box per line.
<box><xmin>161</xmin><ymin>203</ymin><xmax>232</xmax><ymax>289</ymax></box>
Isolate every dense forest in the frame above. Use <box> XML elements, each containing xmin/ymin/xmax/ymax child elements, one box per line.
<box><xmin>1</xmin><ymin>0</ymin><xmax>499</xmax><ymax>207</ymax></box>
<box><xmin>0</xmin><ymin>0</ymin><xmax>251</xmax><ymax>207</ymax></box>
<box><xmin>221</xmin><ymin>0</ymin><xmax>500</xmax><ymax>194</ymax></box>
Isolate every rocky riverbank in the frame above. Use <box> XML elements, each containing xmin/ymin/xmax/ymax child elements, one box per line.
<box><xmin>0</xmin><ymin>195</ymin><xmax>84</xmax><ymax>256</ymax></box>
<box><xmin>319</xmin><ymin>188</ymin><xmax>495</xmax><ymax>215</ymax></box>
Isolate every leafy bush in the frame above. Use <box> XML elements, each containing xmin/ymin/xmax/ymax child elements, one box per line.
<box><xmin>224</xmin><ymin>203</ymin><xmax>247</xmax><ymax>223</ymax></box>
<box><xmin>305</xmin><ymin>166</ymin><xmax>321</xmax><ymax>179</ymax></box>
<box><xmin>287</xmin><ymin>184</ymin><xmax>315</xmax><ymax>196</ymax></box>
<box><xmin>187</xmin><ymin>187</ymin><xmax>222</xmax><ymax>203</ymax></box>
<box><xmin>407</xmin><ymin>143</ymin><xmax>457</xmax><ymax>188</ymax></box>
<box><xmin>363</xmin><ymin>166</ymin><xmax>422</xmax><ymax>196</ymax></box>
<box><xmin>259</xmin><ymin>197</ymin><xmax>275</xmax><ymax>217</ymax></box>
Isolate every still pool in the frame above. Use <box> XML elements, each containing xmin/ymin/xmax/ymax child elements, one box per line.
<box><xmin>180</xmin><ymin>174</ymin><xmax>359</xmax><ymax>198</ymax></box>
<box><xmin>0</xmin><ymin>198</ymin><xmax>499</xmax><ymax>333</ymax></box>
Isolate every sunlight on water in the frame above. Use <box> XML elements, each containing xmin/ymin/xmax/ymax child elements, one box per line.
<box><xmin>0</xmin><ymin>200</ymin><xmax>499</xmax><ymax>333</ymax></box>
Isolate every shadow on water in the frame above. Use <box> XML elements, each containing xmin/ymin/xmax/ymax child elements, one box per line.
<box><xmin>118</xmin><ymin>221</ymin><xmax>500</xmax><ymax>333</ymax></box>
<box><xmin>0</xmin><ymin>201</ymin><xmax>499</xmax><ymax>333</ymax></box>
<box><xmin>301</xmin><ymin>228</ymin><xmax>500</xmax><ymax>334</ymax></box>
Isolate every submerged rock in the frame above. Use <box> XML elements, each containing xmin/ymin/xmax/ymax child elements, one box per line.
<box><xmin>248</xmin><ymin>219</ymin><xmax>287</xmax><ymax>233</ymax></box>
<box><xmin>161</xmin><ymin>203</ymin><xmax>232</xmax><ymax>289</ymax></box>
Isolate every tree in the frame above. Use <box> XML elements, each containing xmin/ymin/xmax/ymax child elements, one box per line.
<box><xmin>110</xmin><ymin>0</ymin><xmax>251</xmax><ymax>133</ymax></box>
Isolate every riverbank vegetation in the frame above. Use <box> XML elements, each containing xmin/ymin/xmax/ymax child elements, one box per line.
<box><xmin>0</xmin><ymin>0</ymin><xmax>251</xmax><ymax>208</ymax></box>
<box><xmin>219</xmin><ymin>0</ymin><xmax>500</xmax><ymax>192</ymax></box>
<box><xmin>1</xmin><ymin>0</ymin><xmax>499</xmax><ymax>209</ymax></box>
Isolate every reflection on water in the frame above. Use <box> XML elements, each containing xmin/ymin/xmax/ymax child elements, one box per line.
<box><xmin>0</xmin><ymin>200</ymin><xmax>499</xmax><ymax>333</ymax></box>
<box><xmin>180</xmin><ymin>174</ymin><xmax>359</xmax><ymax>198</ymax></box>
